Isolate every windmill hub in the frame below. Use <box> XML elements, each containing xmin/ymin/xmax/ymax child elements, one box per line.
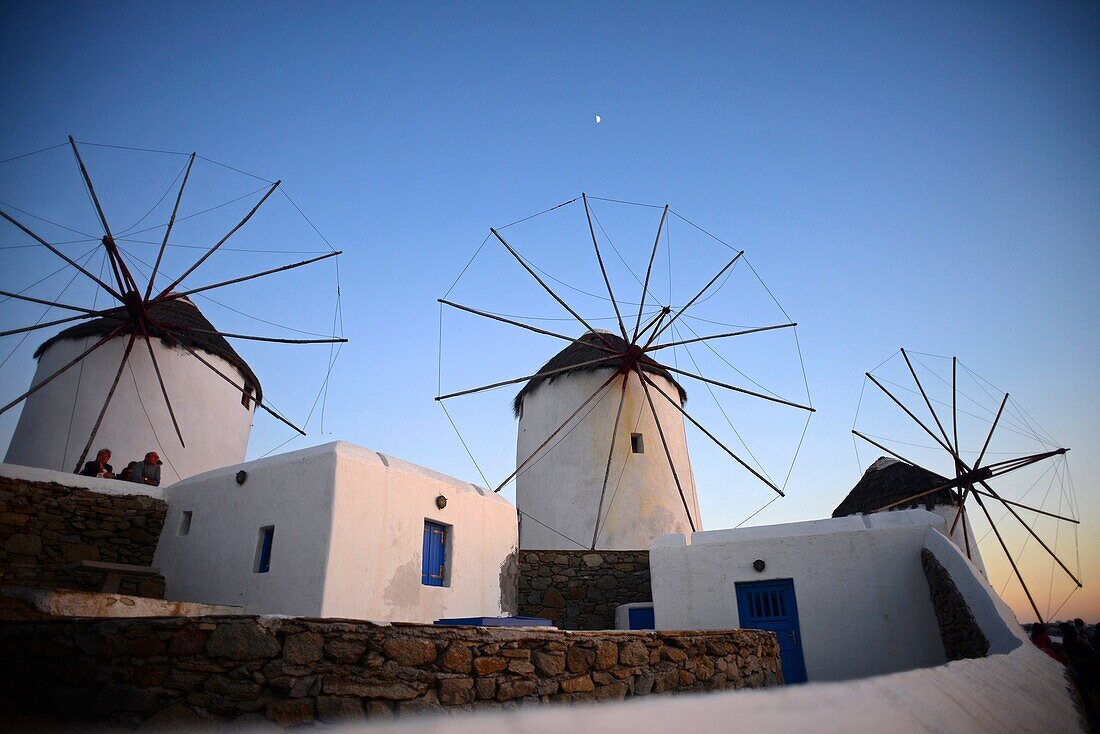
<box><xmin>121</xmin><ymin>289</ymin><xmax>146</xmax><ymax>322</ymax></box>
<box><xmin>618</xmin><ymin>344</ymin><xmax>645</xmax><ymax>374</ymax></box>
<box><xmin>956</xmin><ymin>466</ymin><xmax>994</xmax><ymax>486</ymax></box>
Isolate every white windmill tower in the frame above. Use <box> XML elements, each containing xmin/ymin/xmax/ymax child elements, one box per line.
<box><xmin>514</xmin><ymin>329</ymin><xmax>700</xmax><ymax>550</ymax></box>
<box><xmin>0</xmin><ymin>136</ymin><xmax>345</xmax><ymax>484</ymax></box>
<box><xmin>5</xmin><ymin>297</ymin><xmax>261</xmax><ymax>482</ymax></box>
<box><xmin>436</xmin><ymin>194</ymin><xmax>815</xmax><ymax>551</ymax></box>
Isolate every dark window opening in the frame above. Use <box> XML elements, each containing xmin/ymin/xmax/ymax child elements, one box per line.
<box><xmin>241</xmin><ymin>386</ymin><xmax>253</xmax><ymax>409</ymax></box>
<box><xmin>255</xmin><ymin>526</ymin><xmax>274</xmax><ymax>573</ymax></box>
<box><xmin>179</xmin><ymin>511</ymin><xmax>193</xmax><ymax>536</ymax></box>
<box><xmin>631</xmin><ymin>433</ymin><xmax>645</xmax><ymax>453</ymax></box>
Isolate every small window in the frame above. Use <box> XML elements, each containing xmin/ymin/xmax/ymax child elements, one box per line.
<box><xmin>178</xmin><ymin>511</ymin><xmax>193</xmax><ymax>536</ymax></box>
<box><xmin>254</xmin><ymin>526</ymin><xmax>274</xmax><ymax>573</ymax></box>
<box><xmin>422</xmin><ymin>520</ymin><xmax>449</xmax><ymax>587</ymax></box>
<box><xmin>631</xmin><ymin>433</ymin><xmax>645</xmax><ymax>453</ymax></box>
<box><xmin>241</xmin><ymin>386</ymin><xmax>253</xmax><ymax>410</ymax></box>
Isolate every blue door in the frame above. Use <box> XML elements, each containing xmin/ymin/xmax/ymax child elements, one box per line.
<box><xmin>735</xmin><ymin>579</ymin><xmax>807</xmax><ymax>683</ymax></box>
<box><xmin>628</xmin><ymin>606</ymin><xmax>655</xmax><ymax>630</ymax></box>
<box><xmin>422</xmin><ymin>521</ymin><xmax>447</xmax><ymax>586</ymax></box>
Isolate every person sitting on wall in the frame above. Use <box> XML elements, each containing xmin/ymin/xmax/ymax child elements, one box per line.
<box><xmin>1030</xmin><ymin>622</ymin><xmax>1066</xmax><ymax>663</ymax></box>
<box><xmin>126</xmin><ymin>451</ymin><xmax>162</xmax><ymax>487</ymax></box>
<box><xmin>78</xmin><ymin>448</ymin><xmax>115</xmax><ymax>479</ymax></box>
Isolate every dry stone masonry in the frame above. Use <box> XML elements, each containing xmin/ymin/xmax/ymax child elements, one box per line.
<box><xmin>0</xmin><ymin>476</ymin><xmax>166</xmax><ymax>597</ymax></box>
<box><xmin>519</xmin><ymin>550</ymin><xmax>651</xmax><ymax>629</ymax></box>
<box><xmin>0</xmin><ymin>616</ymin><xmax>782</xmax><ymax>727</ymax></box>
<box><xmin>921</xmin><ymin>548</ymin><xmax>990</xmax><ymax>660</ymax></box>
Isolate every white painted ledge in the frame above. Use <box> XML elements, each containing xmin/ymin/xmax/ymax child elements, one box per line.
<box><xmin>0</xmin><ymin>461</ymin><xmax>164</xmax><ymax>501</ymax></box>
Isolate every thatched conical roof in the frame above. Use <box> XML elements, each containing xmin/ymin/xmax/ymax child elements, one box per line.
<box><xmin>513</xmin><ymin>330</ymin><xmax>686</xmax><ymax>416</ymax></box>
<box><xmin>35</xmin><ymin>297</ymin><xmax>261</xmax><ymax>401</ymax></box>
<box><xmin>832</xmin><ymin>457</ymin><xmax>958</xmax><ymax>517</ymax></box>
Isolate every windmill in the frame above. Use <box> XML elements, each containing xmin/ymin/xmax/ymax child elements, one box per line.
<box><xmin>852</xmin><ymin>349</ymin><xmax>1081</xmax><ymax>623</ymax></box>
<box><xmin>0</xmin><ymin>136</ymin><xmax>345</xmax><ymax>479</ymax></box>
<box><xmin>436</xmin><ymin>194</ymin><xmax>814</xmax><ymax>549</ymax></box>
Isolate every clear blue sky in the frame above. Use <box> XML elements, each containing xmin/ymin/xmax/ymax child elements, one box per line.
<box><xmin>1</xmin><ymin>2</ymin><xmax>1097</xmax><ymax>620</ymax></box>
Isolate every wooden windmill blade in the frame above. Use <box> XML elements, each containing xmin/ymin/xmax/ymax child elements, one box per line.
<box><xmin>436</xmin><ymin>194</ymin><xmax>813</xmax><ymax>550</ymax></box>
<box><xmin>0</xmin><ymin>136</ymin><xmax>345</xmax><ymax>479</ymax></box>
<box><xmin>851</xmin><ymin>349</ymin><xmax>1081</xmax><ymax>624</ymax></box>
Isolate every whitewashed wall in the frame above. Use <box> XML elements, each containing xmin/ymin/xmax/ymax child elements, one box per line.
<box><xmin>650</xmin><ymin>510</ymin><xmax>950</xmax><ymax>682</ymax></box>
<box><xmin>516</xmin><ymin>369</ymin><xmax>700</xmax><ymax>550</ymax></box>
<box><xmin>5</xmin><ymin>334</ymin><xmax>255</xmax><ymax>484</ymax></box>
<box><xmin>154</xmin><ymin>442</ymin><xmax>519</xmax><ymax>623</ymax></box>
<box><xmin>321</xmin><ymin>446</ymin><xmax>517</xmax><ymax>621</ymax></box>
<box><xmin>928</xmin><ymin>503</ymin><xmax>987</xmax><ymax>577</ymax></box>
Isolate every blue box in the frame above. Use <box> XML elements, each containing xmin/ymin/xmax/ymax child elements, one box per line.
<box><xmin>434</xmin><ymin>616</ymin><xmax>554</xmax><ymax>628</ymax></box>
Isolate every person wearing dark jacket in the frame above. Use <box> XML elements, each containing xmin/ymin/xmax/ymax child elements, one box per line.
<box><xmin>78</xmin><ymin>448</ymin><xmax>114</xmax><ymax>479</ymax></box>
<box><xmin>126</xmin><ymin>451</ymin><xmax>162</xmax><ymax>487</ymax></box>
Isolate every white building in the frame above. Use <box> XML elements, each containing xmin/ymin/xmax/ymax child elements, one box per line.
<box><xmin>154</xmin><ymin>441</ymin><xmax>519</xmax><ymax>623</ymax></box>
<box><xmin>4</xmin><ymin>297</ymin><xmax>258</xmax><ymax>484</ymax></box>
<box><xmin>833</xmin><ymin>456</ymin><xmax>987</xmax><ymax>576</ymax></box>
<box><xmin>515</xmin><ymin>331</ymin><xmax>700</xmax><ymax>550</ymax></box>
<box><xmin>649</xmin><ymin>509</ymin><xmax>990</xmax><ymax>683</ymax></box>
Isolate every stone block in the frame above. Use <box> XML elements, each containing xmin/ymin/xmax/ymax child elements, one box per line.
<box><xmin>532</xmin><ymin>651</ymin><xmax>565</xmax><ymax>676</ymax></box>
<box><xmin>438</xmin><ymin>677</ymin><xmax>475</xmax><ymax>704</ymax></box>
<box><xmin>316</xmin><ymin>696</ymin><xmax>365</xmax><ymax>722</ymax></box>
<box><xmin>507</xmin><ymin>659</ymin><xmax>535</xmax><ymax>675</ymax></box>
<box><xmin>566</xmin><ymin>645</ymin><xmax>594</xmax><ymax>673</ymax></box>
<box><xmin>283</xmin><ymin>632</ymin><xmax>324</xmax><ymax>665</ymax></box>
<box><xmin>473</xmin><ymin>656</ymin><xmax>507</xmax><ymax>675</ymax></box>
<box><xmin>497</xmin><ymin>679</ymin><xmax>537</xmax><ymax>701</ymax></box>
<box><xmin>595</xmin><ymin>641</ymin><xmax>618</xmax><ymax>670</ymax></box>
<box><xmin>383</xmin><ymin>638</ymin><xmax>437</xmax><ymax>666</ymax></box>
<box><xmin>475</xmin><ymin>676</ymin><xmax>497</xmax><ymax>700</ymax></box>
<box><xmin>5</xmin><ymin>533</ymin><xmax>41</xmax><ymax>555</ymax></box>
<box><xmin>324</xmin><ymin>637</ymin><xmax>366</xmax><ymax>663</ymax></box>
<box><xmin>265</xmin><ymin>698</ymin><xmax>314</xmax><ymax>726</ymax></box>
<box><xmin>560</xmin><ymin>675</ymin><xmax>595</xmax><ymax>694</ymax></box>
<box><xmin>440</xmin><ymin>642</ymin><xmax>473</xmax><ymax>673</ymax></box>
<box><xmin>618</xmin><ymin>640</ymin><xmax>650</xmax><ymax>667</ymax></box>
<box><xmin>167</xmin><ymin>629</ymin><xmax>207</xmax><ymax>657</ymax></box>
<box><xmin>207</xmin><ymin>621</ymin><xmax>281</xmax><ymax>660</ymax></box>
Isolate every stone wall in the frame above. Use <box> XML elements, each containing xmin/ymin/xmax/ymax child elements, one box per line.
<box><xmin>0</xmin><ymin>616</ymin><xmax>783</xmax><ymax>727</ymax></box>
<box><xmin>0</xmin><ymin>476</ymin><xmax>166</xmax><ymax>597</ymax></box>
<box><xmin>518</xmin><ymin>550</ymin><xmax>650</xmax><ymax>630</ymax></box>
<box><xmin>921</xmin><ymin>548</ymin><xmax>989</xmax><ymax>660</ymax></box>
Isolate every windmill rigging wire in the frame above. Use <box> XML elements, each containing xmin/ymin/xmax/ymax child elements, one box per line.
<box><xmin>908</xmin><ymin>354</ymin><xmax>1040</xmax><ymax>443</ymax></box>
<box><xmin>0</xmin><ymin>244</ymin><xmax>101</xmax><ymax>369</ymax></box>
<box><xmin>120</xmin><ymin>184</ymin><xmax>272</xmax><ymax>239</ymax></box>
<box><xmin>677</xmin><ymin>318</ymin><xmax>785</xmax><ymax>401</ymax></box>
<box><xmin>441</xmin><ymin>234</ymin><xmax>490</xmax><ymax>300</ymax></box>
<box><xmin>126</xmin><ymin>358</ymin><xmax>182</xmax><ymax>482</ymax></box>
<box><xmin>0</xmin><ymin>142</ymin><xmax>68</xmax><ymax>165</ymax></box>
<box><xmin>0</xmin><ymin>199</ymin><xmax>98</xmax><ymax>239</ymax></box>
<box><xmin>62</xmin><ymin>250</ymin><xmax>108</xmax><ymax>467</ymax></box>
<box><xmin>498</xmin><ymin>197</ymin><xmax>579</xmax><ymax>230</ymax></box>
<box><xmin>280</xmin><ymin>189</ymin><xmax>337</xmax><ymax>252</ymax></box>
<box><xmin>0</xmin><ymin>238</ymin><xmax>99</xmax><ymax>250</ymax></box>
<box><xmin>114</xmin><ymin>157</ymin><xmax>189</xmax><ymax>237</ymax></box>
<box><xmin>436</xmin><ymin>364</ymin><xmax>589</xmax><ymax>550</ymax></box>
<box><xmin>736</xmin><ymin>495</ymin><xmax>782</xmax><ymax>529</ymax></box>
<box><xmin>674</xmin><ymin>323</ymin><xmax>775</xmax><ymax>485</ymax></box>
<box><xmin>871</xmin><ymin>374</ymin><xmax>1042</xmax><ymax>446</ymax></box>
<box><xmin>593</xmin><ymin>385</ymin><xmax>649</xmax><ymax>543</ymax></box>
<box><xmin>197</xmin><ymin>155</ymin><xmax>275</xmax><ymax>184</ymax></box>
<box><xmin>115</xmin><ymin>237</ymin><xmax>328</xmax><ymax>254</ymax></box>
<box><xmin>997</xmin><ymin>463</ymin><xmax>1061</xmax><ymax>598</ymax></box>
<box><xmin>118</xmin><ymin>246</ymin><xmax>304</xmax><ymax>428</ymax></box>
<box><xmin>75</xmin><ymin>140</ymin><xmax>189</xmax><ymax>157</ymax></box>
<box><xmin>585</xmin><ymin>195</ymin><xmax>663</xmax><ymax>209</ymax></box>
